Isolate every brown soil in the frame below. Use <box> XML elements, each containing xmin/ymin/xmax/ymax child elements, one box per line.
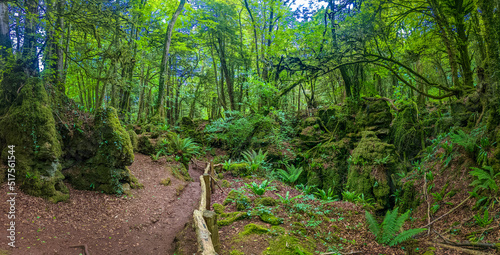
<box><xmin>0</xmin><ymin>154</ymin><xmax>203</xmax><ymax>255</ymax></box>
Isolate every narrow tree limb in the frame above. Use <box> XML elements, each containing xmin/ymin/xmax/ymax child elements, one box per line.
<box><xmin>425</xmin><ymin>241</ymin><xmax>492</xmax><ymax>255</ymax></box>
<box><xmin>421</xmin><ymin>196</ymin><xmax>471</xmax><ymax>229</ymax></box>
<box><xmin>434</xmin><ymin>230</ymin><xmax>498</xmax><ymax>250</ymax></box>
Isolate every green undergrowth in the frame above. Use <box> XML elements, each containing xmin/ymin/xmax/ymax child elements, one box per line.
<box><xmin>214</xmin><ymin>176</ymin><xmax>409</xmax><ymax>254</ymax></box>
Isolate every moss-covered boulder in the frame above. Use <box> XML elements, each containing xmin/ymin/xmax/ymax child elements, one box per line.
<box><xmin>263</xmin><ymin>235</ymin><xmax>315</xmax><ymax>255</ymax></box>
<box><xmin>228</xmin><ymin>162</ymin><xmax>250</xmax><ymax>176</ymax></box>
<box><xmin>238</xmin><ymin>223</ymin><xmax>269</xmax><ymax>237</ymax></box>
<box><xmin>346</xmin><ymin>131</ymin><xmax>396</xmax><ymax>210</ymax></box>
<box><xmin>254</xmin><ymin>197</ymin><xmax>277</xmax><ymax>206</ymax></box>
<box><xmin>0</xmin><ymin>79</ymin><xmax>69</xmax><ymax>203</ymax></box>
<box><xmin>64</xmin><ymin>107</ymin><xmax>136</xmax><ymax>194</ymax></box>
<box><xmin>259</xmin><ymin>212</ymin><xmax>283</xmax><ymax>225</ymax></box>
<box><xmin>218</xmin><ymin>211</ymin><xmax>248</xmax><ymax>226</ymax></box>
<box><xmin>137</xmin><ymin>135</ymin><xmax>155</xmax><ymax>155</ymax></box>
<box><xmin>355</xmin><ymin>100</ymin><xmax>393</xmax><ymax>139</ymax></box>
<box><xmin>128</xmin><ymin>130</ymin><xmax>138</xmax><ymax>151</ymax></box>
<box><xmin>305</xmin><ymin>138</ymin><xmax>351</xmax><ymax>194</ymax></box>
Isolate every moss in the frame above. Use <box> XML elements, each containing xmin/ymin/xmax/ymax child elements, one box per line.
<box><xmin>229</xmin><ymin>250</ymin><xmax>245</xmax><ymax>255</ymax></box>
<box><xmin>229</xmin><ymin>162</ymin><xmax>250</xmax><ymax>176</ymax></box>
<box><xmin>170</xmin><ymin>164</ymin><xmax>192</xmax><ymax>182</ymax></box>
<box><xmin>128</xmin><ymin>130</ymin><xmax>138</xmax><ymax>151</ymax></box>
<box><xmin>259</xmin><ymin>212</ymin><xmax>283</xmax><ymax>225</ymax></box>
<box><xmin>63</xmin><ymin>107</ymin><xmax>136</xmax><ymax>195</ymax></box>
<box><xmin>263</xmin><ymin>235</ymin><xmax>315</xmax><ymax>255</ymax></box>
<box><xmin>217</xmin><ymin>173</ymin><xmax>224</xmax><ymax>179</ymax></box>
<box><xmin>160</xmin><ymin>178</ymin><xmax>171</xmax><ymax>186</ymax></box>
<box><xmin>218</xmin><ymin>212</ymin><xmax>248</xmax><ymax>226</ymax></box>
<box><xmin>213</xmin><ymin>203</ymin><xmax>225</xmax><ymax>214</ymax></box>
<box><xmin>137</xmin><ymin>135</ymin><xmax>155</xmax><ymax>155</ymax></box>
<box><xmin>238</xmin><ymin>223</ymin><xmax>269</xmax><ymax>237</ymax></box>
<box><xmin>254</xmin><ymin>197</ymin><xmax>277</xmax><ymax>206</ymax></box>
<box><xmin>346</xmin><ymin>131</ymin><xmax>395</xmax><ymax>210</ymax></box>
<box><xmin>176</xmin><ymin>183</ymin><xmax>185</xmax><ymax>196</ymax></box>
<box><xmin>0</xmin><ymin>79</ymin><xmax>68</xmax><ymax>202</ymax></box>
<box><xmin>270</xmin><ymin>226</ymin><xmax>286</xmax><ymax>236</ymax></box>
<box><xmin>221</xmin><ymin>180</ymin><xmax>231</xmax><ymax>188</ymax></box>
<box><xmin>398</xmin><ymin>180</ymin><xmax>420</xmax><ymax>212</ymax></box>
<box><xmin>291</xmin><ymin>222</ymin><xmax>307</xmax><ymax>235</ymax></box>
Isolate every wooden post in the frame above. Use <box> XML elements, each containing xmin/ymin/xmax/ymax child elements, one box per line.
<box><xmin>203</xmin><ymin>173</ymin><xmax>211</xmax><ymax>210</ymax></box>
<box><xmin>210</xmin><ymin>161</ymin><xmax>215</xmax><ymax>194</ymax></box>
<box><xmin>203</xmin><ymin>210</ymin><xmax>220</xmax><ymax>253</ymax></box>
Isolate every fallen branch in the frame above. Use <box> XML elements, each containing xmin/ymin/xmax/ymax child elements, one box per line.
<box><xmin>421</xmin><ymin>195</ymin><xmax>471</xmax><ymax>229</ymax></box>
<box><xmin>434</xmin><ymin>230</ymin><xmax>498</xmax><ymax>250</ymax></box>
<box><xmin>425</xmin><ymin>241</ymin><xmax>492</xmax><ymax>255</ymax></box>
<box><xmin>362</xmin><ymin>97</ymin><xmax>400</xmax><ymax>111</ymax></box>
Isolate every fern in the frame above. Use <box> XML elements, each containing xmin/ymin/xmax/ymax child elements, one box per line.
<box><xmin>277</xmin><ymin>164</ymin><xmax>303</xmax><ymax>185</ymax></box>
<box><xmin>474</xmin><ymin>209</ymin><xmax>493</xmax><ymax>227</ymax></box>
<box><xmin>167</xmin><ymin>133</ymin><xmax>200</xmax><ymax>168</ymax></box>
<box><xmin>365</xmin><ymin>208</ymin><xmax>426</xmax><ymax>246</ymax></box>
<box><xmin>241</xmin><ymin>149</ymin><xmax>268</xmax><ymax>173</ymax></box>
<box><xmin>469</xmin><ymin>166</ymin><xmax>500</xmax><ymax>192</ymax></box>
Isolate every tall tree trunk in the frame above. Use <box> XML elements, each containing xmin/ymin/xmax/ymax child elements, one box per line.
<box><xmin>243</xmin><ymin>0</ymin><xmax>260</xmax><ymax>76</ymax></box>
<box><xmin>0</xmin><ymin>2</ymin><xmax>11</xmax><ymax>59</ymax></box>
<box><xmin>156</xmin><ymin>0</ymin><xmax>186</xmax><ymax>116</ymax></box>
<box><xmin>477</xmin><ymin>0</ymin><xmax>500</xmax><ymax>95</ymax></box>
<box><xmin>216</xmin><ymin>36</ymin><xmax>235</xmax><ymax>111</ymax></box>
<box><xmin>23</xmin><ymin>0</ymin><xmax>39</xmax><ymax>74</ymax></box>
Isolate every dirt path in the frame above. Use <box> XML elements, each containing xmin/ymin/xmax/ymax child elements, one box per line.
<box><xmin>0</xmin><ymin>154</ymin><xmax>203</xmax><ymax>255</ymax></box>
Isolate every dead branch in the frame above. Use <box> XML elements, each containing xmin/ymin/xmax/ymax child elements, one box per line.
<box><xmin>421</xmin><ymin>195</ymin><xmax>471</xmax><ymax>229</ymax></box>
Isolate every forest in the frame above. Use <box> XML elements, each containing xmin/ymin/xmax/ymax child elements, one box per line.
<box><xmin>0</xmin><ymin>0</ymin><xmax>500</xmax><ymax>254</ymax></box>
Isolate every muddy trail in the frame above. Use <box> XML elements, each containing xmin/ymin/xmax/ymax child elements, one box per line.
<box><xmin>0</xmin><ymin>153</ymin><xmax>203</xmax><ymax>255</ymax></box>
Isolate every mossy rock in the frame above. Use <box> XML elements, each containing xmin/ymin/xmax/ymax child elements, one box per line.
<box><xmin>346</xmin><ymin>131</ymin><xmax>396</xmax><ymax>210</ymax></box>
<box><xmin>228</xmin><ymin>162</ymin><xmax>250</xmax><ymax>176</ymax></box>
<box><xmin>263</xmin><ymin>235</ymin><xmax>315</xmax><ymax>255</ymax></box>
<box><xmin>64</xmin><ymin>107</ymin><xmax>136</xmax><ymax>194</ymax></box>
<box><xmin>170</xmin><ymin>164</ymin><xmax>192</xmax><ymax>182</ymax></box>
<box><xmin>238</xmin><ymin>223</ymin><xmax>269</xmax><ymax>237</ymax></box>
<box><xmin>0</xmin><ymin>79</ymin><xmax>68</xmax><ymax>202</ymax></box>
<box><xmin>254</xmin><ymin>197</ymin><xmax>277</xmax><ymax>206</ymax></box>
<box><xmin>221</xmin><ymin>180</ymin><xmax>231</xmax><ymax>188</ymax></box>
<box><xmin>398</xmin><ymin>180</ymin><xmax>420</xmax><ymax>212</ymax></box>
<box><xmin>355</xmin><ymin>100</ymin><xmax>393</xmax><ymax>141</ymax></box>
<box><xmin>270</xmin><ymin>226</ymin><xmax>286</xmax><ymax>236</ymax></box>
<box><xmin>137</xmin><ymin>135</ymin><xmax>155</xmax><ymax>155</ymax></box>
<box><xmin>128</xmin><ymin>130</ymin><xmax>138</xmax><ymax>151</ymax></box>
<box><xmin>213</xmin><ymin>203</ymin><xmax>225</xmax><ymax>214</ymax></box>
<box><xmin>305</xmin><ymin>138</ymin><xmax>350</xmax><ymax>194</ymax></box>
<box><xmin>218</xmin><ymin>211</ymin><xmax>248</xmax><ymax>226</ymax></box>
<box><xmin>259</xmin><ymin>212</ymin><xmax>283</xmax><ymax>225</ymax></box>
<box><xmin>160</xmin><ymin>178</ymin><xmax>171</xmax><ymax>186</ymax></box>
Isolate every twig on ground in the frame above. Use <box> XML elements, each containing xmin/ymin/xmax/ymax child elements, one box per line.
<box><xmin>421</xmin><ymin>195</ymin><xmax>471</xmax><ymax>229</ymax></box>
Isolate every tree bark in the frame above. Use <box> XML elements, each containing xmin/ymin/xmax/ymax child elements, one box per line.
<box><xmin>156</xmin><ymin>0</ymin><xmax>186</xmax><ymax>115</ymax></box>
<box><xmin>0</xmin><ymin>2</ymin><xmax>11</xmax><ymax>58</ymax></box>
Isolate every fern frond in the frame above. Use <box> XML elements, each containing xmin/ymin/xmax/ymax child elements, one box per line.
<box><xmin>380</xmin><ymin>208</ymin><xmax>399</xmax><ymax>244</ymax></box>
<box><xmin>365</xmin><ymin>211</ymin><xmax>380</xmax><ymax>237</ymax></box>
<box><xmin>388</xmin><ymin>228</ymin><xmax>426</xmax><ymax>246</ymax></box>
